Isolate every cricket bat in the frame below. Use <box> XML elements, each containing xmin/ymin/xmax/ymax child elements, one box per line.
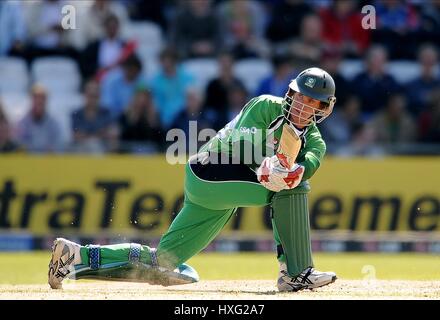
<box><xmin>276</xmin><ymin>124</ymin><xmax>302</xmax><ymax>169</ymax></box>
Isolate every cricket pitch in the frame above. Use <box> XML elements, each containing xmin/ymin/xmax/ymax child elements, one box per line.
<box><xmin>1</xmin><ymin>280</ymin><xmax>439</xmax><ymax>300</ymax></box>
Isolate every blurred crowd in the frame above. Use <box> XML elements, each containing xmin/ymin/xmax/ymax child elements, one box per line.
<box><xmin>0</xmin><ymin>0</ymin><xmax>440</xmax><ymax>156</ymax></box>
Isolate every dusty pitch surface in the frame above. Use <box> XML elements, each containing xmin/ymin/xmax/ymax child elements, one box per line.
<box><xmin>1</xmin><ymin>280</ymin><xmax>439</xmax><ymax>299</ymax></box>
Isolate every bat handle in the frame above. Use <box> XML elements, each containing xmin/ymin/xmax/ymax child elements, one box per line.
<box><xmin>276</xmin><ymin>152</ymin><xmax>292</xmax><ymax>169</ymax></box>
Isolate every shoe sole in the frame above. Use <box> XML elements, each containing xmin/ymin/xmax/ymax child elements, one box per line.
<box><xmin>278</xmin><ymin>275</ymin><xmax>338</xmax><ymax>292</ymax></box>
<box><xmin>306</xmin><ymin>275</ymin><xmax>337</xmax><ymax>290</ymax></box>
<box><xmin>48</xmin><ymin>240</ymin><xmax>62</xmax><ymax>289</ymax></box>
<box><xmin>48</xmin><ymin>238</ymin><xmax>73</xmax><ymax>290</ymax></box>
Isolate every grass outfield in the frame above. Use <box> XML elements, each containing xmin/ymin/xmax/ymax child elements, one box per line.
<box><xmin>1</xmin><ymin>251</ymin><xmax>440</xmax><ymax>285</ymax></box>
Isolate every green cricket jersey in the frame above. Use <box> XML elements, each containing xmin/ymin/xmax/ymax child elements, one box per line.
<box><xmin>74</xmin><ymin>95</ymin><xmax>324</xmax><ymax>273</ymax></box>
<box><xmin>199</xmin><ymin>95</ymin><xmax>326</xmax><ymax>182</ymax></box>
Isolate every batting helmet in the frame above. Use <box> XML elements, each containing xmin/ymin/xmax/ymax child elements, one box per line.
<box><xmin>283</xmin><ymin>67</ymin><xmax>337</xmax><ymax>127</ymax></box>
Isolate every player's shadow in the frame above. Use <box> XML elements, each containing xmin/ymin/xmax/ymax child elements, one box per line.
<box><xmin>218</xmin><ymin>289</ymin><xmax>279</xmax><ymax>296</ymax></box>
<box><xmin>168</xmin><ymin>288</ymin><xmax>279</xmax><ymax>295</ymax></box>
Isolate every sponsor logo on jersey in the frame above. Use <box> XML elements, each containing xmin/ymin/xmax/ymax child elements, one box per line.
<box><xmin>239</xmin><ymin>126</ymin><xmax>258</xmax><ymax>134</ymax></box>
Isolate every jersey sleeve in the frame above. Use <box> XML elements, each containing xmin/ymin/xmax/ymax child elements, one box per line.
<box><xmin>210</xmin><ymin>95</ymin><xmax>279</xmax><ymax>166</ymax></box>
<box><xmin>230</xmin><ymin>95</ymin><xmax>277</xmax><ymax>139</ymax></box>
<box><xmin>297</xmin><ymin>125</ymin><xmax>326</xmax><ymax>180</ymax></box>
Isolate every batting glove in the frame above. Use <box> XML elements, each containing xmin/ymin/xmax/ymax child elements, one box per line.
<box><xmin>256</xmin><ymin>155</ymin><xmax>304</xmax><ymax>192</ymax></box>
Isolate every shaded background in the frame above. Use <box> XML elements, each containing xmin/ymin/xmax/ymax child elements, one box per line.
<box><xmin>0</xmin><ymin>0</ymin><xmax>439</xmax><ymax>256</ymax></box>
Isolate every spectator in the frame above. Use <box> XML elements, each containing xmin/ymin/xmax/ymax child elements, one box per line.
<box><xmin>319</xmin><ymin>49</ymin><xmax>351</xmax><ymax>106</ymax></box>
<box><xmin>171</xmin><ymin>87</ymin><xmax>215</xmax><ymax>151</ymax></box>
<box><xmin>319</xmin><ymin>0</ymin><xmax>371</xmax><ymax>58</ymax></box>
<box><xmin>319</xmin><ymin>95</ymin><xmax>363</xmax><ymax>147</ymax></box>
<box><xmin>0</xmin><ymin>104</ymin><xmax>20</xmax><ymax>153</ymax></box>
<box><xmin>217</xmin><ymin>0</ymin><xmax>270</xmax><ymax>59</ymax></box>
<box><xmin>75</xmin><ymin>0</ymin><xmax>129</xmax><ymax>51</ymax></box>
<box><xmin>122</xmin><ymin>0</ymin><xmax>167</xmax><ymax>31</ymax></box>
<box><xmin>351</xmin><ymin>45</ymin><xmax>400</xmax><ymax>117</ymax></box>
<box><xmin>150</xmin><ymin>48</ymin><xmax>195</xmax><ymax>129</ymax></box>
<box><xmin>81</xmin><ymin>13</ymin><xmax>133</xmax><ymax>80</ymax></box>
<box><xmin>288</xmin><ymin>14</ymin><xmax>323</xmax><ymax>69</ymax></box>
<box><xmin>24</xmin><ymin>0</ymin><xmax>78</xmax><ymax>63</ymax></box>
<box><xmin>255</xmin><ymin>53</ymin><xmax>297</xmax><ymax>97</ymax></box>
<box><xmin>119</xmin><ymin>88</ymin><xmax>164</xmax><ymax>154</ymax></box>
<box><xmin>373</xmin><ymin>0</ymin><xmax>420</xmax><ymax>59</ymax></box>
<box><xmin>376</xmin><ymin>0</ymin><xmax>419</xmax><ymax>29</ymax></box>
<box><xmin>170</xmin><ymin>0</ymin><xmax>221</xmax><ymax>59</ymax></box>
<box><xmin>309</xmin><ymin>0</ymin><xmax>333</xmax><ymax>10</ymax></box>
<box><xmin>414</xmin><ymin>0</ymin><xmax>440</xmax><ymax>45</ymax></box>
<box><xmin>204</xmin><ymin>51</ymin><xmax>245</xmax><ymax>128</ymax></box>
<box><xmin>335</xmin><ymin>123</ymin><xmax>386</xmax><ymax>157</ymax></box>
<box><xmin>369</xmin><ymin>94</ymin><xmax>416</xmax><ymax>144</ymax></box>
<box><xmin>418</xmin><ymin>89</ymin><xmax>440</xmax><ymax>143</ymax></box>
<box><xmin>225</xmin><ymin>82</ymin><xmax>249</xmax><ymax>123</ymax></box>
<box><xmin>405</xmin><ymin>44</ymin><xmax>440</xmax><ymax>116</ymax></box>
<box><xmin>265</xmin><ymin>0</ymin><xmax>313</xmax><ymax>44</ymax></box>
<box><xmin>100</xmin><ymin>53</ymin><xmax>148</xmax><ymax>119</ymax></box>
<box><xmin>71</xmin><ymin>80</ymin><xmax>118</xmax><ymax>153</ymax></box>
<box><xmin>15</xmin><ymin>84</ymin><xmax>63</xmax><ymax>153</ymax></box>
<box><xmin>0</xmin><ymin>0</ymin><xmax>27</xmax><ymax>57</ymax></box>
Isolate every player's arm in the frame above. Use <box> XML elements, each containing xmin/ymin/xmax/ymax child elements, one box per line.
<box><xmin>257</xmin><ymin>125</ymin><xmax>326</xmax><ymax>192</ymax></box>
<box><xmin>297</xmin><ymin>125</ymin><xmax>326</xmax><ymax>181</ymax></box>
<box><xmin>227</xmin><ymin>96</ymin><xmax>275</xmax><ymax>164</ymax></box>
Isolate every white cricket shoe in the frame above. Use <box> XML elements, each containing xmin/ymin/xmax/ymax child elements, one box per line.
<box><xmin>48</xmin><ymin>238</ymin><xmax>81</xmax><ymax>289</ymax></box>
<box><xmin>277</xmin><ymin>263</ymin><xmax>337</xmax><ymax>292</ymax></box>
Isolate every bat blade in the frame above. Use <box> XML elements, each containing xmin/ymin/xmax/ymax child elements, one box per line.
<box><xmin>276</xmin><ymin>124</ymin><xmax>301</xmax><ymax>169</ymax></box>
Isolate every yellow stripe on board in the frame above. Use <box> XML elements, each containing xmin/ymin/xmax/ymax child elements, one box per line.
<box><xmin>0</xmin><ymin>155</ymin><xmax>439</xmax><ymax>235</ymax></box>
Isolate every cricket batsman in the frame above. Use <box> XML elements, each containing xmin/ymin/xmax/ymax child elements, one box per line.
<box><xmin>48</xmin><ymin>67</ymin><xmax>338</xmax><ymax>292</ymax></box>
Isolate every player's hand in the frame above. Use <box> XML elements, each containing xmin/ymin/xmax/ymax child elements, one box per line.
<box><xmin>256</xmin><ymin>155</ymin><xmax>304</xmax><ymax>192</ymax></box>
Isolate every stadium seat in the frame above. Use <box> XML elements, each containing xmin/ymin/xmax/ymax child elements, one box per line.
<box><xmin>0</xmin><ymin>93</ymin><xmax>30</xmax><ymax>125</ymax></box>
<box><xmin>48</xmin><ymin>93</ymin><xmax>85</xmax><ymax>145</ymax></box>
<box><xmin>338</xmin><ymin>59</ymin><xmax>434</xmax><ymax>85</ymax></box>
<box><xmin>181</xmin><ymin>58</ymin><xmax>219</xmax><ymax>91</ymax></box>
<box><xmin>233</xmin><ymin>58</ymin><xmax>273</xmax><ymax>94</ymax></box>
<box><xmin>142</xmin><ymin>56</ymin><xmax>160</xmax><ymax>81</ymax></box>
<box><xmin>387</xmin><ymin>60</ymin><xmax>421</xmax><ymax>85</ymax></box>
<box><xmin>31</xmin><ymin>57</ymin><xmax>81</xmax><ymax>94</ymax></box>
<box><xmin>48</xmin><ymin>93</ymin><xmax>84</xmax><ymax>114</ymax></box>
<box><xmin>0</xmin><ymin>57</ymin><xmax>29</xmax><ymax>94</ymax></box>
<box><xmin>123</xmin><ymin>21</ymin><xmax>163</xmax><ymax>61</ymax></box>
<box><xmin>338</xmin><ymin>59</ymin><xmax>364</xmax><ymax>80</ymax></box>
